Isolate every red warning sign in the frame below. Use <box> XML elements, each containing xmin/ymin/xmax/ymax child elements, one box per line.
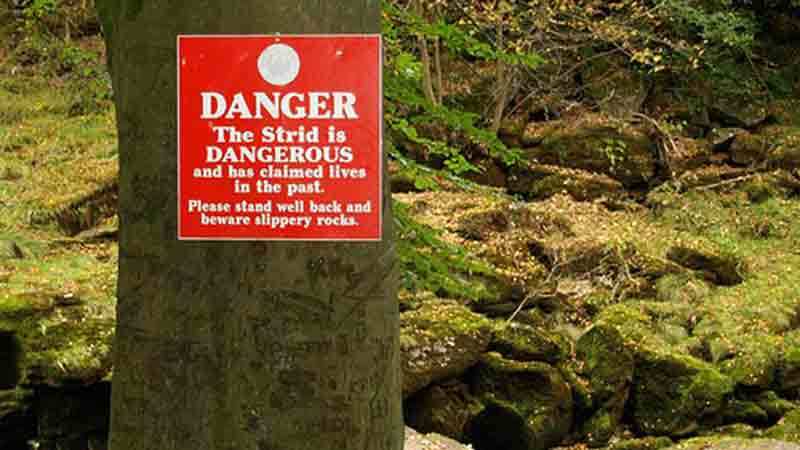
<box><xmin>178</xmin><ymin>35</ymin><xmax>382</xmax><ymax>240</ymax></box>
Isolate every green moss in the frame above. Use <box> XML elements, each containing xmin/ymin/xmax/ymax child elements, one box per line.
<box><xmin>582</xmin><ymin>410</ymin><xmax>616</xmax><ymax>446</ymax></box>
<box><xmin>632</xmin><ymin>348</ymin><xmax>734</xmax><ymax>436</ymax></box>
<box><xmin>764</xmin><ymin>409</ymin><xmax>800</xmax><ymax>443</ymax></box>
<box><xmin>395</xmin><ymin>201</ymin><xmax>501</xmax><ymax>302</ymax></box>
<box><xmin>718</xmin><ymin>334</ymin><xmax>782</xmax><ymax>388</ymax></box>
<box><xmin>655</xmin><ymin>273</ymin><xmax>712</xmax><ymax>304</ymax></box>
<box><xmin>527</xmin><ymin>115</ymin><xmax>656</xmax><ymax>187</ymax></box>
<box><xmin>491</xmin><ymin>323</ymin><xmax>570</xmax><ymax>364</ymax></box>
<box><xmin>401</xmin><ymin>301</ymin><xmax>493</xmax><ymax>396</ymax></box>
<box><xmin>577</xmin><ymin>324</ymin><xmax>634</xmax><ymax>403</ymax></box>
<box><xmin>470</xmin><ymin>352</ymin><xmax>573</xmax><ymax>450</ymax></box>
<box><xmin>751</xmin><ymin>391</ymin><xmax>796</xmax><ymax>421</ymax></box>
<box><xmin>722</xmin><ymin>400</ymin><xmax>769</xmax><ymax>425</ymax></box>
<box><xmin>609</xmin><ymin>436</ymin><xmax>674</xmax><ymax>450</ymax></box>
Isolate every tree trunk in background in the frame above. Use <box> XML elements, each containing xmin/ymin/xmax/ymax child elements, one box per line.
<box><xmin>96</xmin><ymin>1</ymin><xmax>401</xmax><ymax>450</ymax></box>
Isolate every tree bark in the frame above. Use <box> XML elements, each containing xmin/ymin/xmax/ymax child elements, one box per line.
<box><xmin>96</xmin><ymin>1</ymin><xmax>402</xmax><ymax>450</ymax></box>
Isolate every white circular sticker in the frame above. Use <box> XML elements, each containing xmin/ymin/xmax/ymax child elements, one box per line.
<box><xmin>257</xmin><ymin>43</ymin><xmax>300</xmax><ymax>86</ymax></box>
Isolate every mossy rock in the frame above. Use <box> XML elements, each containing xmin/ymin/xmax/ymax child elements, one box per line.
<box><xmin>468</xmin><ymin>352</ymin><xmax>573</xmax><ymax>450</ymax></box>
<box><xmin>608</xmin><ymin>436</ymin><xmax>674</xmax><ymax>450</ymax></box>
<box><xmin>655</xmin><ymin>273</ymin><xmax>713</xmax><ymax>304</ymax></box>
<box><xmin>577</xmin><ymin>324</ymin><xmax>634</xmax><ymax>404</ymax></box>
<box><xmin>490</xmin><ymin>322</ymin><xmax>570</xmax><ymax>364</ymax></box>
<box><xmin>520</xmin><ymin>114</ymin><xmax>656</xmax><ymax>187</ymax></box>
<box><xmin>730</xmin><ymin>132</ymin><xmax>769</xmax><ymax>166</ymax></box>
<box><xmin>722</xmin><ymin>400</ymin><xmax>770</xmax><ymax>426</ymax></box>
<box><xmin>508</xmin><ymin>163</ymin><xmax>626</xmax><ymax>202</ymax></box>
<box><xmin>778</xmin><ymin>330</ymin><xmax>800</xmax><ymax>392</ymax></box>
<box><xmin>718</xmin><ymin>334</ymin><xmax>782</xmax><ymax>389</ymax></box>
<box><xmin>764</xmin><ymin>127</ymin><xmax>800</xmax><ymax>171</ymax></box>
<box><xmin>404</xmin><ymin>380</ymin><xmax>483</xmax><ymax>442</ymax></box>
<box><xmin>405</xmin><ymin>426</ymin><xmax>472</xmax><ymax>450</ymax></box>
<box><xmin>632</xmin><ymin>348</ymin><xmax>734</xmax><ymax>436</ymax></box>
<box><xmin>664</xmin><ymin>137</ymin><xmax>713</xmax><ymax>178</ymax></box>
<box><xmin>666</xmin><ymin>246</ymin><xmax>744</xmax><ymax>286</ymax></box>
<box><xmin>0</xmin><ymin>295</ymin><xmax>114</xmax><ymax>387</ymax></box>
<box><xmin>577</xmin><ymin>325</ymin><xmax>635</xmax><ymax>446</ymax></box>
<box><xmin>530</xmin><ymin>171</ymin><xmax>625</xmax><ymax>202</ymax></box>
<box><xmin>668</xmin><ymin>438</ymin><xmax>800</xmax><ymax>450</ymax></box>
<box><xmin>750</xmin><ymin>391</ymin><xmax>797</xmax><ymax>421</ymax></box>
<box><xmin>597</xmin><ymin>303</ymin><xmax>734</xmax><ymax>436</ymax></box>
<box><xmin>765</xmin><ymin>410</ymin><xmax>800</xmax><ymax>443</ymax></box>
<box><xmin>709</xmin><ymin>128</ymin><xmax>746</xmax><ymax>151</ymax></box>
<box><xmin>400</xmin><ymin>300</ymin><xmax>493</xmax><ymax>397</ymax></box>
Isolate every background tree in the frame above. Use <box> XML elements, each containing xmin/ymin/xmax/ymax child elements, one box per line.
<box><xmin>95</xmin><ymin>1</ymin><xmax>402</xmax><ymax>450</ymax></box>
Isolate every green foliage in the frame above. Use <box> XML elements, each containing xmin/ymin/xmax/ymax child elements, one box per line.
<box><xmin>395</xmin><ymin>201</ymin><xmax>496</xmax><ymax>301</ymax></box>
<box><xmin>385</xmin><ymin>2</ymin><xmax>544</xmax><ymax>69</ymax></box>
<box><xmin>383</xmin><ymin>0</ymin><xmax>528</xmax><ymax>178</ymax></box>
<box><xmin>601</xmin><ymin>138</ymin><xmax>628</xmax><ymax>169</ymax></box>
<box><xmin>664</xmin><ymin>0</ymin><xmax>758</xmax><ymax>55</ymax></box>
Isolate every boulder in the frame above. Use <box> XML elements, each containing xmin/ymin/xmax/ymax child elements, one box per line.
<box><xmin>401</xmin><ymin>301</ymin><xmax>493</xmax><ymax>397</ymax></box>
<box><xmin>761</xmin><ymin>126</ymin><xmax>800</xmax><ymax>171</ymax></box>
<box><xmin>404</xmin><ymin>380</ymin><xmax>483</xmax><ymax>442</ymax></box>
<box><xmin>632</xmin><ymin>349</ymin><xmax>734</xmax><ymax>436</ymax></box>
<box><xmin>778</xmin><ymin>330</ymin><xmax>800</xmax><ymax>392</ymax></box>
<box><xmin>730</xmin><ymin>132</ymin><xmax>768</xmax><ymax>166</ymax></box>
<box><xmin>709</xmin><ymin>128</ymin><xmax>747</xmax><ymax>152</ymax></box>
<box><xmin>609</xmin><ymin>436</ymin><xmax>674</xmax><ymax>450</ymax></box>
<box><xmin>765</xmin><ymin>410</ymin><xmax>800</xmax><ymax>443</ymax></box>
<box><xmin>490</xmin><ymin>323</ymin><xmax>570</xmax><ymax>364</ymax></box>
<box><xmin>593</xmin><ymin>304</ymin><xmax>734</xmax><ymax>436</ymax></box>
<box><xmin>520</xmin><ymin>115</ymin><xmax>656</xmax><ymax>187</ymax></box>
<box><xmin>718</xmin><ymin>333</ymin><xmax>782</xmax><ymax>389</ymax></box>
<box><xmin>667</xmin><ymin>439</ymin><xmax>800</xmax><ymax>450</ymax></box>
<box><xmin>405</xmin><ymin>426</ymin><xmax>472</xmax><ymax>450</ymax></box>
<box><xmin>0</xmin><ymin>290</ymin><xmax>114</xmax><ymax>388</ymax></box>
<box><xmin>576</xmin><ymin>325</ymin><xmax>635</xmax><ymax>445</ymax></box>
<box><xmin>663</xmin><ymin>137</ymin><xmax>712</xmax><ymax>178</ymax></box>
<box><xmin>508</xmin><ymin>164</ymin><xmax>625</xmax><ymax>202</ymax></box>
<box><xmin>467</xmin><ymin>352</ymin><xmax>573</xmax><ymax>450</ymax></box>
<box><xmin>751</xmin><ymin>391</ymin><xmax>796</xmax><ymax>422</ymax></box>
<box><xmin>722</xmin><ymin>400</ymin><xmax>770</xmax><ymax>426</ymax></box>
<box><xmin>666</xmin><ymin>246</ymin><xmax>744</xmax><ymax>286</ymax></box>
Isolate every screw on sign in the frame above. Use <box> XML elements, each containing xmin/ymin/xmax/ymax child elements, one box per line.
<box><xmin>178</xmin><ymin>35</ymin><xmax>382</xmax><ymax>241</ymax></box>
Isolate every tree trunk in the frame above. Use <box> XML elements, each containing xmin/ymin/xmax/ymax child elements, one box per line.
<box><xmin>96</xmin><ymin>1</ymin><xmax>402</xmax><ymax>450</ymax></box>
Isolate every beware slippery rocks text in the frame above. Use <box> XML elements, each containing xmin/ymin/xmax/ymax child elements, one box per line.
<box><xmin>178</xmin><ymin>35</ymin><xmax>382</xmax><ymax>240</ymax></box>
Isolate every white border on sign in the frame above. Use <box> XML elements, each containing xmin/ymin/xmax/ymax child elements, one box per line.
<box><xmin>176</xmin><ymin>34</ymin><xmax>384</xmax><ymax>242</ymax></box>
